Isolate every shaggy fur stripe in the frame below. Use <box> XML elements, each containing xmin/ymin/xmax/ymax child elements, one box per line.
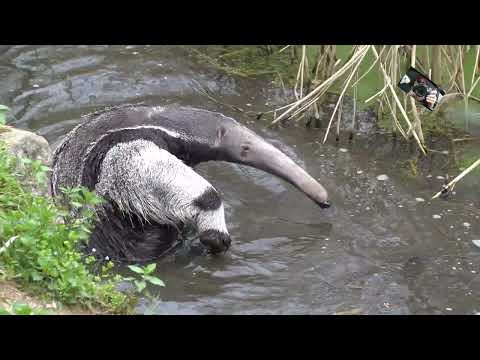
<box><xmin>193</xmin><ymin>187</ymin><xmax>222</xmax><ymax>211</ymax></box>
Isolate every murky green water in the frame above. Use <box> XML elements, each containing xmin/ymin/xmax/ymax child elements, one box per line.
<box><xmin>1</xmin><ymin>45</ymin><xmax>480</xmax><ymax>314</ymax></box>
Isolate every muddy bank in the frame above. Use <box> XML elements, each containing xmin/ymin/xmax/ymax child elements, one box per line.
<box><xmin>0</xmin><ymin>280</ymin><xmax>100</xmax><ymax>315</ymax></box>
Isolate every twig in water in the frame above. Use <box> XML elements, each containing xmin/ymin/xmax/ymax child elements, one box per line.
<box><xmin>431</xmin><ymin>157</ymin><xmax>480</xmax><ymax>199</ymax></box>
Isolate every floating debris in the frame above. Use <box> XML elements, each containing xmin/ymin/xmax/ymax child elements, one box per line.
<box><xmin>357</xmin><ymin>170</ymin><xmax>363</xmax><ymax>174</ymax></box>
<box><xmin>32</xmin><ymin>84</ymin><xmax>39</xmax><ymax>88</ymax></box>
<box><xmin>335</xmin><ymin>308</ymin><xmax>362</xmax><ymax>315</ymax></box>
<box><xmin>445</xmin><ymin>307</ymin><xmax>453</xmax><ymax>311</ymax></box>
<box><xmin>463</xmin><ymin>222</ymin><xmax>471</xmax><ymax>228</ymax></box>
<box><xmin>441</xmin><ymin>150</ymin><xmax>449</xmax><ymax>155</ymax></box>
<box><xmin>415</xmin><ymin>197</ymin><xmax>425</xmax><ymax>202</ymax></box>
<box><xmin>433</xmin><ymin>214</ymin><xmax>442</xmax><ymax>219</ymax></box>
<box><xmin>132</xmin><ymin>51</ymin><xmax>139</xmax><ymax>55</ymax></box>
<box><xmin>436</xmin><ymin>175</ymin><xmax>445</xmax><ymax>180</ymax></box>
<box><xmin>339</xmin><ymin>148</ymin><xmax>348</xmax><ymax>153</ymax></box>
<box><xmin>426</xmin><ymin>174</ymin><xmax>433</xmax><ymax>178</ymax></box>
<box><xmin>246</xmin><ymin>103</ymin><xmax>252</xmax><ymax>107</ymax></box>
<box><xmin>376</xmin><ymin>174</ymin><xmax>389</xmax><ymax>181</ymax></box>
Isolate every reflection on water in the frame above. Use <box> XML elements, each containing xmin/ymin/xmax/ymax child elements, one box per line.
<box><xmin>2</xmin><ymin>45</ymin><xmax>480</xmax><ymax>315</ymax></box>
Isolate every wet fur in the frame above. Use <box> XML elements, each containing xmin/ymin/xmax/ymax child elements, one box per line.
<box><xmin>52</xmin><ymin>105</ymin><xmax>231</xmax><ymax>262</ymax></box>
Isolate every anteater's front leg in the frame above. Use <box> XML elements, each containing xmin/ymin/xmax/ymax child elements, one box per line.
<box><xmin>95</xmin><ymin>139</ymin><xmax>232</xmax><ymax>256</ymax></box>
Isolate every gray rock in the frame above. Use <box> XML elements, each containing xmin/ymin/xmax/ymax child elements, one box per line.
<box><xmin>0</xmin><ymin>126</ymin><xmax>52</xmax><ymax>195</ymax></box>
<box><xmin>0</xmin><ymin>126</ymin><xmax>51</xmax><ymax>166</ymax></box>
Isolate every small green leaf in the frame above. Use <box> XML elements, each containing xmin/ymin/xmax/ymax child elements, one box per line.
<box><xmin>144</xmin><ymin>263</ymin><xmax>156</xmax><ymax>274</ymax></box>
<box><xmin>144</xmin><ymin>275</ymin><xmax>165</xmax><ymax>287</ymax></box>
<box><xmin>31</xmin><ymin>272</ymin><xmax>43</xmax><ymax>281</ymax></box>
<box><xmin>12</xmin><ymin>303</ymin><xmax>33</xmax><ymax>315</ymax></box>
<box><xmin>128</xmin><ymin>265</ymin><xmax>144</xmax><ymax>274</ymax></box>
<box><xmin>134</xmin><ymin>280</ymin><xmax>147</xmax><ymax>293</ymax></box>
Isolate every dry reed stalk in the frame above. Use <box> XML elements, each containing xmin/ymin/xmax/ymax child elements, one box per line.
<box><xmin>322</xmin><ymin>51</ymin><xmax>367</xmax><ymax>143</ymax></box>
<box><xmin>467</xmin><ymin>47</ymin><xmax>480</xmax><ymax>97</ymax></box>
<box><xmin>467</xmin><ymin>76</ymin><xmax>480</xmax><ymax>97</ymax></box>
<box><xmin>370</xmin><ymin>46</ymin><xmax>426</xmax><ymax>154</ymax></box>
<box><xmin>391</xmin><ymin>46</ymin><xmax>398</xmax><ymax>127</ymax></box>
<box><xmin>432</xmin><ymin>157</ymin><xmax>480</xmax><ymax>199</ymax></box>
<box><xmin>406</xmin><ymin>45</ymin><xmax>425</xmax><ymax>144</ymax></box>
<box><xmin>294</xmin><ymin>45</ymin><xmax>307</xmax><ymax>101</ymax></box>
<box><xmin>441</xmin><ymin>45</ymin><xmax>453</xmax><ymax>64</ymax></box>
<box><xmin>336</xmin><ymin>99</ymin><xmax>342</xmax><ymax>139</ymax></box>
<box><xmin>383</xmin><ymin>92</ymin><xmax>408</xmax><ymax>139</ymax></box>
<box><xmin>364</xmin><ymin>82</ymin><xmax>389</xmax><ymax>103</ymax></box>
<box><xmin>431</xmin><ymin>46</ymin><xmax>442</xmax><ymax>84</ymax></box>
<box><xmin>458</xmin><ymin>45</ymin><xmax>469</xmax><ymax>129</ymax></box>
<box><xmin>272</xmin><ymin>45</ymin><xmax>370</xmax><ymax>125</ymax></box>
<box><xmin>350</xmin><ymin>46</ymin><xmax>387</xmax><ymax>87</ymax></box>
<box><xmin>351</xmin><ymin>71</ymin><xmax>358</xmax><ymax>137</ymax></box>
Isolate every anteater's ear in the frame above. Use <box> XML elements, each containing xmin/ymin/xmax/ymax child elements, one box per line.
<box><xmin>215</xmin><ymin>126</ymin><xmax>227</xmax><ymax>145</ymax></box>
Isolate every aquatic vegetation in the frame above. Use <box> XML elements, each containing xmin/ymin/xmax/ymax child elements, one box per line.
<box><xmin>123</xmin><ymin>263</ymin><xmax>165</xmax><ymax>296</ymax></box>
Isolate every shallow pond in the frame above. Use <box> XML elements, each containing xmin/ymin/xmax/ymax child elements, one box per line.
<box><xmin>1</xmin><ymin>45</ymin><xmax>480</xmax><ymax>314</ymax></box>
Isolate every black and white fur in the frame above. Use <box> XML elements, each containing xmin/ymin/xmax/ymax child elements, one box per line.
<box><xmin>51</xmin><ymin>104</ymin><xmax>330</xmax><ymax>262</ymax></box>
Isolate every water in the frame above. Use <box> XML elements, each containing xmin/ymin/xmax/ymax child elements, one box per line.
<box><xmin>2</xmin><ymin>45</ymin><xmax>480</xmax><ymax>315</ymax></box>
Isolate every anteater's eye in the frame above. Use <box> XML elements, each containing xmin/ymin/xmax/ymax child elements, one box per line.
<box><xmin>241</xmin><ymin>145</ymin><xmax>250</xmax><ymax>157</ymax></box>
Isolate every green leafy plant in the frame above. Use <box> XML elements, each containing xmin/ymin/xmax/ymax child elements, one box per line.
<box><xmin>0</xmin><ymin>143</ymin><xmax>131</xmax><ymax>313</ymax></box>
<box><xmin>123</xmin><ymin>263</ymin><xmax>165</xmax><ymax>295</ymax></box>
<box><xmin>0</xmin><ymin>302</ymin><xmax>50</xmax><ymax>315</ymax></box>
